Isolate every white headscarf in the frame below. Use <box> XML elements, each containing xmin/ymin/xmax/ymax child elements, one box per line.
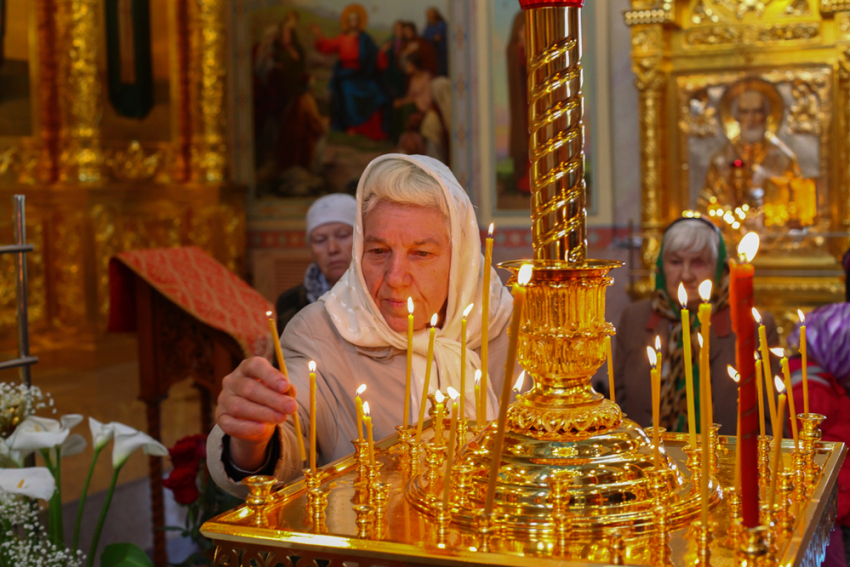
<box><xmin>321</xmin><ymin>154</ymin><xmax>513</xmax><ymax>420</ymax></box>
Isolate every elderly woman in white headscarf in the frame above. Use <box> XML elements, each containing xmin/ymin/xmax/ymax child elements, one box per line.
<box><xmin>209</xmin><ymin>154</ymin><xmax>515</xmax><ymax>495</ymax></box>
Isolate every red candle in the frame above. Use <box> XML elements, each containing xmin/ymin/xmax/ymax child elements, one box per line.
<box><xmin>730</xmin><ymin>233</ymin><xmax>760</xmax><ymax>527</ymax></box>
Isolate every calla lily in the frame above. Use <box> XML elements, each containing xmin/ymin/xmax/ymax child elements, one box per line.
<box><xmin>111</xmin><ymin>423</ymin><xmax>168</xmax><ymax>468</ymax></box>
<box><xmin>88</xmin><ymin>417</ymin><xmax>115</xmax><ymax>451</ymax></box>
<box><xmin>0</xmin><ymin>467</ymin><xmax>56</xmax><ymax>500</ymax></box>
<box><xmin>61</xmin><ymin>433</ymin><xmax>87</xmax><ymax>457</ymax></box>
<box><xmin>8</xmin><ymin>415</ymin><xmax>83</xmax><ymax>457</ymax></box>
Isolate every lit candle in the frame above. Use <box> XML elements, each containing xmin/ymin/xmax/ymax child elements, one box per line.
<box><xmin>606</xmin><ymin>335</ymin><xmax>615</xmax><ymax>403</ymax></box>
<box><xmin>654</xmin><ymin>335</ymin><xmax>663</xmax><ymax>384</ymax></box>
<box><xmin>433</xmin><ymin>389</ymin><xmax>446</xmax><ymax>441</ymax></box>
<box><xmin>474</xmin><ymin>369</ymin><xmax>482</xmax><ymax>422</ymax></box>
<box><xmin>308</xmin><ymin>361</ymin><xmax>317</xmax><ymax>471</ymax></box>
<box><xmin>772</xmin><ymin>348</ymin><xmax>798</xmax><ymax>450</ymax></box>
<box><xmin>404</xmin><ymin>298</ymin><xmax>414</xmax><ymax>428</ymax></box>
<box><xmin>753</xmin><ymin>308</ymin><xmax>777</xmax><ymax>428</ymax></box>
<box><xmin>442</xmin><ymin>387</ymin><xmax>460</xmax><ymax>507</ymax></box>
<box><xmin>363</xmin><ymin>401</ymin><xmax>376</xmax><ymax>466</ymax></box>
<box><xmin>754</xmin><ymin>352</ymin><xmax>766</xmax><ymax>437</ymax></box>
<box><xmin>768</xmin><ymin>393</ymin><xmax>787</xmax><ymax>510</ymax></box>
<box><xmin>647</xmin><ymin>346</ymin><xmax>660</xmax><ymax>469</ymax></box>
<box><xmin>513</xmin><ymin>370</ymin><xmax>526</xmax><ymax>396</ymax></box>
<box><xmin>267</xmin><ymin>311</ymin><xmax>306</xmax><ymax>462</ymax></box>
<box><xmin>484</xmin><ymin>263</ymin><xmax>532</xmax><ymax>515</ymax></box>
<box><xmin>798</xmin><ymin>309</ymin><xmax>809</xmax><ymax>415</ymax></box>
<box><xmin>698</xmin><ymin>280</ymin><xmax>713</xmax><ymax>424</ymax></box>
<box><xmin>700</xmin><ymin>344</ymin><xmax>710</xmax><ymax>526</ymax></box>
<box><xmin>730</xmin><ymin>232</ymin><xmax>760</xmax><ymax>528</ymax></box>
<box><xmin>461</xmin><ymin>303</ymin><xmax>474</xmax><ymax>422</ymax></box>
<box><xmin>771</xmin><ymin>375</ymin><xmax>786</xmax><ymax>440</ymax></box>
<box><xmin>415</xmin><ymin>313</ymin><xmax>439</xmax><ymax>444</ymax></box>
<box><xmin>479</xmin><ymin>223</ymin><xmax>494</xmax><ymax>427</ymax></box>
<box><xmin>355</xmin><ymin>384</ymin><xmax>367</xmax><ymax>442</ymax></box>
<box><xmin>728</xmin><ymin>366</ymin><xmax>742</xmax><ymax>490</ymax></box>
<box><xmin>678</xmin><ymin>283</ymin><xmax>698</xmax><ymax>448</ymax></box>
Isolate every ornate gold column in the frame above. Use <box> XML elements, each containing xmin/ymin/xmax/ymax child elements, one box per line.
<box><xmin>189</xmin><ymin>0</ymin><xmax>228</xmax><ymax>182</ymax></box>
<box><xmin>32</xmin><ymin>0</ymin><xmax>61</xmax><ymax>184</ymax></box>
<box><xmin>840</xmin><ymin>48</ymin><xmax>850</xmax><ymax>233</ymax></box>
<box><xmin>56</xmin><ymin>0</ymin><xmax>104</xmax><ymax>183</ymax></box>
<box><xmin>628</xmin><ymin>14</ymin><xmax>670</xmax><ymax>275</ymax></box>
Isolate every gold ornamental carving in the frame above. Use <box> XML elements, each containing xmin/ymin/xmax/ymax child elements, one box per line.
<box><xmin>191</xmin><ymin>0</ymin><xmax>228</xmax><ymax>183</ymax></box>
<box><xmin>56</xmin><ymin>0</ymin><xmax>104</xmax><ymax>183</ymax></box>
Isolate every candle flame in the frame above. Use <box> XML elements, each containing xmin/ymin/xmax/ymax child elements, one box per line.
<box><xmin>518</xmin><ymin>264</ymin><xmax>533</xmax><ymax>285</ymax></box>
<box><xmin>646</xmin><ymin>346</ymin><xmax>657</xmax><ymax>368</ymax></box>
<box><xmin>655</xmin><ymin>335</ymin><xmax>661</xmax><ymax>351</ymax></box>
<box><xmin>677</xmin><ymin>283</ymin><xmax>688</xmax><ymax>308</ymax></box>
<box><xmin>408</xmin><ymin>297</ymin><xmax>414</xmax><ymax>314</ymax></box>
<box><xmin>738</xmin><ymin>232</ymin><xmax>760</xmax><ymax>263</ymax></box>
<box><xmin>356</xmin><ymin>383</ymin><xmax>367</xmax><ymax>395</ymax></box>
<box><xmin>774</xmin><ymin>375</ymin><xmax>785</xmax><ymax>393</ymax></box>
<box><xmin>447</xmin><ymin>386</ymin><xmax>460</xmax><ymax>400</ymax></box>
<box><xmin>697</xmin><ymin>333</ymin><xmax>704</xmax><ymax>348</ymax></box>
<box><xmin>308</xmin><ymin>360</ymin><xmax>316</xmax><ymax>372</ymax></box>
<box><xmin>430</xmin><ymin>313</ymin><xmax>439</xmax><ymax>327</ymax></box>
<box><xmin>797</xmin><ymin>309</ymin><xmax>805</xmax><ymax>323</ymax></box>
<box><xmin>754</xmin><ymin>350</ymin><xmax>761</xmax><ymax>362</ymax></box>
<box><xmin>727</xmin><ymin>365</ymin><xmax>740</xmax><ymax>383</ymax></box>
<box><xmin>513</xmin><ymin>370</ymin><xmax>526</xmax><ymax>392</ymax></box>
<box><xmin>266</xmin><ymin>310</ymin><xmax>273</xmax><ymax>318</ymax></box>
<box><xmin>751</xmin><ymin>307</ymin><xmax>763</xmax><ymax>324</ymax></box>
<box><xmin>463</xmin><ymin>303</ymin><xmax>474</xmax><ymax>317</ymax></box>
<box><xmin>698</xmin><ymin>280</ymin><xmax>712</xmax><ymax>302</ymax></box>
<box><xmin>363</xmin><ymin>401</ymin><xmax>371</xmax><ymax>416</ymax></box>
<box><xmin>474</xmin><ymin>369</ymin><xmax>481</xmax><ymax>385</ymax></box>
<box><xmin>434</xmin><ymin>390</ymin><xmax>445</xmax><ymax>403</ymax></box>
<box><xmin>770</xmin><ymin>347</ymin><xmax>785</xmax><ymax>358</ymax></box>
<box><xmin>488</xmin><ymin>222</ymin><xmax>494</xmax><ymax>238</ymax></box>
<box><xmin>723</xmin><ymin>211</ymin><xmax>735</xmax><ymax>224</ymax></box>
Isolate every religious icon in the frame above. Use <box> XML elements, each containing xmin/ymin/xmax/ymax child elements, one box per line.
<box><xmin>249</xmin><ymin>1</ymin><xmax>451</xmax><ymax>201</ymax></box>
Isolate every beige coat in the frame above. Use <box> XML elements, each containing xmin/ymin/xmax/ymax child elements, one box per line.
<box><xmin>209</xmin><ymin>301</ymin><xmax>511</xmax><ymax>496</ymax></box>
<box><xmin>614</xmin><ymin>299</ymin><xmax>780</xmax><ymax>436</ymax></box>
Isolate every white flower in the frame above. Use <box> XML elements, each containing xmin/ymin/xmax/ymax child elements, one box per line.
<box><xmin>111</xmin><ymin>423</ymin><xmax>168</xmax><ymax>468</ymax></box>
<box><xmin>0</xmin><ymin>467</ymin><xmax>55</xmax><ymax>500</ymax></box>
<box><xmin>88</xmin><ymin>417</ymin><xmax>114</xmax><ymax>451</ymax></box>
<box><xmin>61</xmin><ymin>433</ymin><xmax>87</xmax><ymax>457</ymax></box>
<box><xmin>8</xmin><ymin>414</ymin><xmax>86</xmax><ymax>458</ymax></box>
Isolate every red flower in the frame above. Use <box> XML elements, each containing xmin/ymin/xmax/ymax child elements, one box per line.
<box><xmin>163</xmin><ymin>465</ymin><xmax>200</xmax><ymax>505</ymax></box>
<box><xmin>168</xmin><ymin>434</ymin><xmax>207</xmax><ymax>470</ymax></box>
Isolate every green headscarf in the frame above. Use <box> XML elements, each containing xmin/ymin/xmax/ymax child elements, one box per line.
<box><xmin>651</xmin><ymin>217</ymin><xmax>730</xmax><ymax>434</ymax></box>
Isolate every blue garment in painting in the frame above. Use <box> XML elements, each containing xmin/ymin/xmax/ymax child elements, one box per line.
<box><xmin>329</xmin><ymin>32</ymin><xmax>387</xmax><ymax>132</ymax></box>
<box><xmin>423</xmin><ymin>20</ymin><xmax>448</xmax><ymax>76</ymax></box>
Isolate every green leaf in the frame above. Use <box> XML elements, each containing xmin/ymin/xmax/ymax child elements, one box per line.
<box><xmin>99</xmin><ymin>543</ymin><xmax>154</xmax><ymax>567</ymax></box>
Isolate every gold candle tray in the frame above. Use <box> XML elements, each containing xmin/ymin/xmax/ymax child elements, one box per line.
<box><xmin>201</xmin><ymin>428</ymin><xmax>845</xmax><ymax>567</ymax></box>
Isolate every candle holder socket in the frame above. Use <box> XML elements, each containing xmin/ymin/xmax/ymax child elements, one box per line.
<box><xmin>473</xmin><ymin>509</ymin><xmax>497</xmax><ymax>553</ymax></box>
<box><xmin>692</xmin><ymin>520</ymin><xmax>712</xmax><ymax>566</ymax></box>
<box><xmin>609</xmin><ymin>529</ymin><xmax>626</xmax><ymax>565</ymax></box>
<box><xmin>651</xmin><ymin>504</ymin><xmax>672</xmax><ymax>567</ymax></box>
<box><xmin>372</xmin><ymin>481</ymin><xmax>390</xmax><ymax>518</ymax></box>
<box><xmin>800</xmin><ymin>413</ymin><xmax>825</xmax><ymax>488</ymax></box>
<box><xmin>547</xmin><ymin>470</ymin><xmax>574</xmax><ymax>515</ymax></box>
<box><xmin>737</xmin><ymin>526</ymin><xmax>770</xmax><ymax>567</ymax></box>
<box><xmin>351</xmin><ymin>439</ymin><xmax>369</xmax><ymax>479</ymax></box>
<box><xmin>453</xmin><ymin>464</ymin><xmax>475</xmax><ymax>508</ymax></box>
<box><xmin>758</xmin><ymin>435</ymin><xmax>772</xmax><ymax>488</ymax></box>
<box><xmin>243</xmin><ymin>475</ymin><xmax>277</xmax><ymax>528</ymax></box>
<box><xmin>649</xmin><ymin>466</ymin><xmax>674</xmax><ymax>507</ymax></box>
<box><xmin>427</xmin><ymin>393</ymin><xmax>447</xmax><ymax>445</ymax></box>
<box><xmin>708</xmin><ymin>423</ymin><xmax>721</xmax><ymax>473</ymax></box>
<box><xmin>792</xmin><ymin>449</ymin><xmax>808</xmax><ymax>502</ymax></box>
<box><xmin>395</xmin><ymin>425</ymin><xmax>415</xmax><ymax>465</ymax></box>
<box><xmin>758</xmin><ymin>503</ymin><xmax>779</xmax><ymax>557</ymax></box>
<box><xmin>352</xmin><ymin>504</ymin><xmax>375</xmax><ymax>539</ymax></box>
<box><xmin>408</xmin><ymin>440</ymin><xmax>423</xmax><ymax>476</ymax></box>
<box><xmin>552</xmin><ymin>510</ymin><xmax>572</xmax><ymax>556</ymax></box>
<box><xmin>724</xmin><ymin>486</ymin><xmax>744</xmax><ymax>546</ymax></box>
<box><xmin>433</xmin><ymin>501</ymin><xmax>453</xmax><ymax>543</ymax></box>
<box><xmin>456</xmin><ymin>418</ymin><xmax>469</xmax><ymax>454</ymax></box>
<box><xmin>424</xmin><ymin>442</ymin><xmax>447</xmax><ymax>502</ymax></box>
<box><xmin>777</xmin><ymin>470</ymin><xmax>796</xmax><ymax>536</ymax></box>
<box><xmin>364</xmin><ymin>462</ymin><xmax>383</xmax><ymax>498</ymax></box>
<box><xmin>683</xmin><ymin>445</ymin><xmax>702</xmax><ymax>494</ymax></box>
<box><xmin>307</xmin><ymin>487</ymin><xmax>329</xmax><ymax>532</ymax></box>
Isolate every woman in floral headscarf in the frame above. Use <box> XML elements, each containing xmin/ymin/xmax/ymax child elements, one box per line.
<box><xmin>615</xmin><ymin>218</ymin><xmax>780</xmax><ymax>435</ymax></box>
<box><xmin>787</xmin><ymin>303</ymin><xmax>850</xmax><ymax>566</ymax></box>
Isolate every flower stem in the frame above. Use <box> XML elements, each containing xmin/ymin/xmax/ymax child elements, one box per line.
<box><xmin>51</xmin><ymin>447</ymin><xmax>65</xmax><ymax>548</ymax></box>
<box><xmin>86</xmin><ymin>466</ymin><xmax>122</xmax><ymax>567</ymax></box>
<box><xmin>73</xmin><ymin>445</ymin><xmax>103</xmax><ymax>551</ymax></box>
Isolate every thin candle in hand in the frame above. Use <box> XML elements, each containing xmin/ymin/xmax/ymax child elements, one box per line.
<box><xmin>267</xmin><ymin>310</ymin><xmax>306</xmax><ymax>462</ymax></box>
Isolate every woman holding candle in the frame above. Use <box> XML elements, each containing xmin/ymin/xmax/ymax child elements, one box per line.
<box><xmin>615</xmin><ymin>217</ymin><xmax>780</xmax><ymax>435</ymax></box>
<box><xmin>208</xmin><ymin>154</ymin><xmax>517</xmax><ymax>496</ymax></box>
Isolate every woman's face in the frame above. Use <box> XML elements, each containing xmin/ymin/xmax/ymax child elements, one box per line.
<box><xmin>309</xmin><ymin>222</ymin><xmax>354</xmax><ymax>286</ymax></box>
<box><xmin>361</xmin><ymin>201</ymin><xmax>451</xmax><ymax>332</ymax></box>
<box><xmin>663</xmin><ymin>247</ymin><xmax>715</xmax><ymax>309</ymax></box>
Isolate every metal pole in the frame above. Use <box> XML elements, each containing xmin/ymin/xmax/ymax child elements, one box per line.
<box><xmin>13</xmin><ymin>195</ymin><xmax>32</xmax><ymax>388</ymax></box>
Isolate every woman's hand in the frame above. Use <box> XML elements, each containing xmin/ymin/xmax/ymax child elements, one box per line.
<box><xmin>215</xmin><ymin>357</ymin><xmax>298</xmax><ymax>470</ymax></box>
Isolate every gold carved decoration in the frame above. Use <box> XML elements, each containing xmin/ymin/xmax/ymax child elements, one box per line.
<box><xmin>105</xmin><ymin>141</ymin><xmax>166</xmax><ymax>182</ymax></box>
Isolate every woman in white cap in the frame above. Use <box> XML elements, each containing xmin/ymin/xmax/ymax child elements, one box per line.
<box><xmin>209</xmin><ymin>154</ymin><xmax>515</xmax><ymax>494</ymax></box>
<box><xmin>275</xmin><ymin>193</ymin><xmax>357</xmax><ymax>332</ymax></box>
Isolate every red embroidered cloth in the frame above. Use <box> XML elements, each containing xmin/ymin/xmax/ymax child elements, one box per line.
<box><xmin>109</xmin><ymin>246</ymin><xmax>273</xmax><ymax>359</ymax></box>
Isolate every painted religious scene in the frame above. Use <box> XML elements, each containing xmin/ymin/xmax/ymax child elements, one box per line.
<box><xmin>250</xmin><ymin>0</ymin><xmax>451</xmax><ymax>199</ymax></box>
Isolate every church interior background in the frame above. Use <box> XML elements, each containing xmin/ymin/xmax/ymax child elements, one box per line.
<box><xmin>0</xmin><ymin>0</ymin><xmax>848</xmax><ymax>564</ymax></box>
